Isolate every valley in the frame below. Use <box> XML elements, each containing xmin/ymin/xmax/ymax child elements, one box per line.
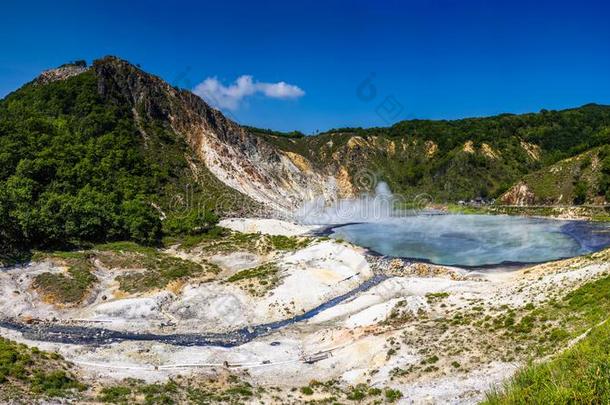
<box><xmin>1</xmin><ymin>217</ymin><xmax>610</xmax><ymax>403</ymax></box>
<box><xmin>2</xmin><ymin>57</ymin><xmax>610</xmax><ymax>404</ymax></box>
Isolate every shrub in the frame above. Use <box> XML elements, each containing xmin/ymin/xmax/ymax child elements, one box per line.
<box><xmin>385</xmin><ymin>388</ymin><xmax>403</xmax><ymax>402</ymax></box>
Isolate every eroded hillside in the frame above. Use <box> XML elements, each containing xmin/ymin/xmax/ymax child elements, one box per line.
<box><xmin>501</xmin><ymin>146</ymin><xmax>610</xmax><ymax>206</ymax></box>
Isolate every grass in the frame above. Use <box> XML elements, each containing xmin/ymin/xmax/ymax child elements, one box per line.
<box><xmin>27</xmin><ymin>229</ymin><xmax>311</xmax><ymax>299</ymax></box>
<box><xmin>109</xmin><ymin>251</ymin><xmax>211</xmax><ymax>294</ymax></box>
<box><xmin>426</xmin><ymin>292</ymin><xmax>450</xmax><ymax>303</ymax></box>
<box><xmin>32</xmin><ymin>252</ymin><xmax>97</xmax><ymax>304</ymax></box>
<box><xmin>0</xmin><ymin>346</ymin><xmax>263</xmax><ymax>404</ymax></box>
<box><xmin>98</xmin><ymin>385</ymin><xmax>131</xmax><ymax>403</ymax></box>
<box><xmin>518</xmin><ymin>274</ymin><xmax>610</xmax><ymax>355</ymax></box>
<box><xmin>33</xmin><ymin>241</ymin><xmax>217</xmax><ymax>296</ymax></box>
<box><xmin>267</xmin><ymin>234</ymin><xmax>310</xmax><ymax>250</ymax></box>
<box><xmin>388</xmin><ymin>266</ymin><xmax>610</xmax><ymax>388</ymax></box>
<box><xmin>298</xmin><ymin>380</ymin><xmax>401</xmax><ymax>403</ymax></box>
<box><xmin>591</xmin><ymin>213</ymin><xmax>610</xmax><ymax>222</ymax></box>
<box><xmin>486</xmin><ymin>204</ymin><xmax>610</xmax><ymax>222</ymax></box>
<box><xmin>98</xmin><ymin>378</ymin><xmax>256</xmax><ymax>404</ymax></box>
<box><xmin>441</xmin><ymin>271</ymin><xmax>610</xmax><ymax>404</ymax></box>
<box><xmin>227</xmin><ymin>263</ymin><xmax>280</xmax><ymax>296</ymax></box>
<box><xmin>167</xmin><ymin>228</ymin><xmax>312</xmax><ymax>254</ymax></box>
<box><xmin>227</xmin><ymin>263</ymin><xmax>279</xmax><ymax>283</ymax></box>
<box><xmin>446</xmin><ymin>203</ymin><xmax>489</xmax><ymax>215</ymax></box>
<box><xmin>0</xmin><ymin>337</ymin><xmax>409</xmax><ymax>404</ymax></box>
<box><xmin>484</xmin><ymin>320</ymin><xmax>610</xmax><ymax>404</ymax></box>
<box><xmin>90</xmin><ymin>241</ymin><xmax>218</xmax><ymax>293</ymax></box>
<box><xmin>385</xmin><ymin>388</ymin><xmax>404</xmax><ymax>402</ymax></box>
<box><xmin>0</xmin><ymin>337</ymin><xmax>85</xmax><ymax>401</ymax></box>
<box><xmin>444</xmin><ymin>274</ymin><xmax>610</xmax><ymax>358</ymax></box>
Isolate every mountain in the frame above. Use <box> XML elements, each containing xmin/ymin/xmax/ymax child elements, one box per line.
<box><xmin>0</xmin><ymin>58</ymin><xmax>239</xmax><ymax>253</ymax></box>
<box><xmin>2</xmin><ymin>56</ymin><xmax>610</xmax><ymax>254</ymax></box>
<box><xmin>0</xmin><ymin>57</ymin><xmax>346</xmax><ymax>255</ymax></box>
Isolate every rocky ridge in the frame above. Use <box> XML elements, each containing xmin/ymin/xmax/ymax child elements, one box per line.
<box><xmin>93</xmin><ymin>57</ymin><xmax>346</xmax><ymax>213</ymax></box>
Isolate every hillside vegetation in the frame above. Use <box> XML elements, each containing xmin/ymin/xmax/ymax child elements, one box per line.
<box><xmin>2</xmin><ymin>57</ymin><xmax>610</xmax><ymax>260</ymax></box>
<box><xmin>0</xmin><ymin>337</ymin><xmax>85</xmax><ymax>402</ymax></box>
<box><xmin>485</xmin><ymin>315</ymin><xmax>610</xmax><ymax>404</ymax></box>
<box><xmin>0</xmin><ymin>59</ymin><xmax>249</xmax><ymax>260</ymax></box>
<box><xmin>261</xmin><ymin>104</ymin><xmax>610</xmax><ymax>201</ymax></box>
<box><xmin>500</xmin><ymin>146</ymin><xmax>610</xmax><ymax>205</ymax></box>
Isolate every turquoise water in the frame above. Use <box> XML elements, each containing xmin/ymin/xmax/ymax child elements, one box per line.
<box><xmin>329</xmin><ymin>214</ymin><xmax>610</xmax><ymax>267</ymax></box>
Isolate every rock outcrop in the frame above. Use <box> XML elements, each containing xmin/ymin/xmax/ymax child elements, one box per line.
<box><xmin>500</xmin><ymin>181</ymin><xmax>535</xmax><ymax>205</ymax></box>
<box><xmin>36</xmin><ymin>61</ymin><xmax>89</xmax><ymax>85</ymax></box>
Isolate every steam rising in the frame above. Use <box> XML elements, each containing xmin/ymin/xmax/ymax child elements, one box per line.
<box><xmin>292</xmin><ymin>181</ymin><xmax>610</xmax><ymax>267</ymax></box>
<box><xmin>294</xmin><ymin>181</ymin><xmax>396</xmax><ymax>225</ymax></box>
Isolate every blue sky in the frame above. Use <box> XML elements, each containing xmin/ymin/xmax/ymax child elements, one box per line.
<box><xmin>2</xmin><ymin>0</ymin><xmax>610</xmax><ymax>133</ymax></box>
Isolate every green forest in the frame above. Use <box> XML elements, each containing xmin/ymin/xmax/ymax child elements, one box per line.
<box><xmin>0</xmin><ymin>69</ymin><xmax>217</xmax><ymax>259</ymax></box>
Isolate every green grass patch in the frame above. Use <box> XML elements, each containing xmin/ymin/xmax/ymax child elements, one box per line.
<box><xmin>32</xmin><ymin>254</ymin><xmax>97</xmax><ymax>304</ymax></box>
<box><xmin>227</xmin><ymin>263</ymin><xmax>281</xmax><ymax>296</ymax></box>
<box><xmin>227</xmin><ymin>263</ymin><xmax>279</xmax><ymax>283</ymax></box>
<box><xmin>168</xmin><ymin>228</ymin><xmax>311</xmax><ymax>254</ymax></box>
<box><xmin>426</xmin><ymin>292</ymin><xmax>450</xmax><ymax>303</ymax></box>
<box><xmin>469</xmin><ymin>274</ymin><xmax>610</xmax><ymax>357</ymax></box>
<box><xmin>98</xmin><ymin>385</ymin><xmax>131</xmax><ymax>403</ymax></box>
<box><xmin>385</xmin><ymin>388</ymin><xmax>403</xmax><ymax>402</ymax></box>
<box><xmin>446</xmin><ymin>203</ymin><xmax>489</xmax><ymax>215</ymax></box>
<box><xmin>31</xmin><ymin>250</ymin><xmax>88</xmax><ymax>262</ymax></box>
<box><xmin>484</xmin><ymin>319</ymin><xmax>610</xmax><ymax>404</ymax></box>
<box><xmin>33</xmin><ymin>241</ymin><xmax>216</xmax><ymax>296</ymax></box>
<box><xmin>267</xmin><ymin>234</ymin><xmax>310</xmax><ymax>250</ymax></box>
<box><xmin>112</xmin><ymin>253</ymin><xmax>208</xmax><ymax>293</ymax></box>
<box><xmin>99</xmin><ymin>378</ymin><xmax>256</xmax><ymax>404</ymax></box>
<box><xmin>0</xmin><ymin>337</ymin><xmax>85</xmax><ymax>401</ymax></box>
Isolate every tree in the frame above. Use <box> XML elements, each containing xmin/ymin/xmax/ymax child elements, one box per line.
<box><xmin>121</xmin><ymin>199</ymin><xmax>162</xmax><ymax>245</ymax></box>
<box><xmin>573</xmin><ymin>181</ymin><xmax>588</xmax><ymax>205</ymax></box>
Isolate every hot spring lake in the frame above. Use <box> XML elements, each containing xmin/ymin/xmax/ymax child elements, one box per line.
<box><xmin>328</xmin><ymin>214</ymin><xmax>610</xmax><ymax>267</ymax></box>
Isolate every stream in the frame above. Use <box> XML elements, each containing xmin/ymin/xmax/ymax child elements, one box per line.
<box><xmin>0</xmin><ymin>274</ymin><xmax>388</xmax><ymax>347</ymax></box>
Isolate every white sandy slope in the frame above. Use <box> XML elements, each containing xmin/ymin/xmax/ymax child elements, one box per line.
<box><xmin>219</xmin><ymin>218</ymin><xmax>318</xmax><ymax>236</ymax></box>
<box><xmin>0</xmin><ymin>240</ymin><xmax>373</xmax><ymax>334</ymax></box>
<box><xmin>162</xmin><ymin>240</ymin><xmax>374</xmax><ymax>332</ymax></box>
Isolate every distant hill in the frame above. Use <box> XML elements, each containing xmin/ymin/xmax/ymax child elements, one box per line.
<box><xmin>265</xmin><ymin>104</ymin><xmax>610</xmax><ymax>201</ymax></box>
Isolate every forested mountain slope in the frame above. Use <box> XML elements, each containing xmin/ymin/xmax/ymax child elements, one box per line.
<box><xmin>2</xmin><ymin>56</ymin><xmax>610</xmax><ymax>257</ymax></box>
<box><xmin>258</xmin><ymin>103</ymin><xmax>610</xmax><ymax>201</ymax></box>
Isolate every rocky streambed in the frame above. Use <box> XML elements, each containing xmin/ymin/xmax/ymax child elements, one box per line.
<box><xmin>0</xmin><ymin>274</ymin><xmax>387</xmax><ymax>347</ymax></box>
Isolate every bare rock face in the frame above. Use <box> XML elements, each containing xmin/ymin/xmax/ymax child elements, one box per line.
<box><xmin>36</xmin><ymin>61</ymin><xmax>88</xmax><ymax>85</ymax></box>
<box><xmin>90</xmin><ymin>57</ymin><xmax>344</xmax><ymax>214</ymax></box>
<box><xmin>500</xmin><ymin>181</ymin><xmax>535</xmax><ymax>205</ymax></box>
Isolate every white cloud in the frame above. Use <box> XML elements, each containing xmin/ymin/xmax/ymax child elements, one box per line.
<box><xmin>193</xmin><ymin>75</ymin><xmax>304</xmax><ymax>110</ymax></box>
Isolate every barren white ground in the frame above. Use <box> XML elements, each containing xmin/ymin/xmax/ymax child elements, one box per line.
<box><xmin>1</xmin><ymin>218</ymin><xmax>608</xmax><ymax>404</ymax></box>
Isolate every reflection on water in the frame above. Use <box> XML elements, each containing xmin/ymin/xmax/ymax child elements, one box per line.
<box><xmin>329</xmin><ymin>214</ymin><xmax>610</xmax><ymax>267</ymax></box>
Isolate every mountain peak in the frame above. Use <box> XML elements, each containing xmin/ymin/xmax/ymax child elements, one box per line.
<box><xmin>92</xmin><ymin>55</ymin><xmax>146</xmax><ymax>72</ymax></box>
